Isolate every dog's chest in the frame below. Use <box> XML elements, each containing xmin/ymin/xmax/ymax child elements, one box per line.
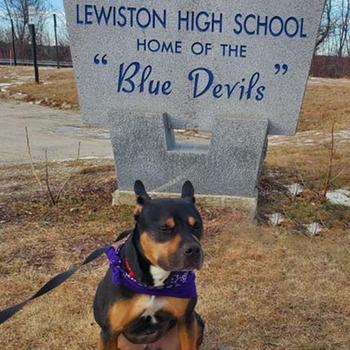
<box><xmin>123</xmin><ymin>296</ymin><xmax>176</xmax><ymax>344</ymax></box>
<box><xmin>141</xmin><ymin>266</ymin><xmax>170</xmax><ymax>322</ymax></box>
<box><xmin>121</xmin><ymin>267</ymin><xmax>189</xmax><ymax>344</ymax></box>
<box><xmin>150</xmin><ymin>266</ymin><xmax>170</xmax><ymax>287</ymax></box>
<box><xmin>141</xmin><ymin>296</ymin><xmax>166</xmax><ymax>322</ymax></box>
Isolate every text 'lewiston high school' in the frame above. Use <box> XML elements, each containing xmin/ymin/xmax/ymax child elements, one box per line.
<box><xmin>75</xmin><ymin>4</ymin><xmax>308</xmax><ymax>38</ymax></box>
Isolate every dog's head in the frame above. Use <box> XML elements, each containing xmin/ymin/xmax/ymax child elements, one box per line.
<box><xmin>134</xmin><ymin>180</ymin><xmax>204</xmax><ymax>272</ymax></box>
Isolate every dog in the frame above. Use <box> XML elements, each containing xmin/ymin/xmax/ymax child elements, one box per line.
<box><xmin>94</xmin><ymin>180</ymin><xmax>205</xmax><ymax>350</ymax></box>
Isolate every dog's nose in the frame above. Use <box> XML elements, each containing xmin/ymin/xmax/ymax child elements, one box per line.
<box><xmin>183</xmin><ymin>243</ymin><xmax>201</xmax><ymax>257</ymax></box>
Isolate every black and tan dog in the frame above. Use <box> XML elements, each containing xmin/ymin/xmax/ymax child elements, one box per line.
<box><xmin>94</xmin><ymin>180</ymin><xmax>205</xmax><ymax>350</ymax></box>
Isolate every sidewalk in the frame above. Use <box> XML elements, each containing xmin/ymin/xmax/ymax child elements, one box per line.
<box><xmin>0</xmin><ymin>100</ymin><xmax>113</xmax><ymax>165</ymax></box>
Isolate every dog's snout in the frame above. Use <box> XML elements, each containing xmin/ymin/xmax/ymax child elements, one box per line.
<box><xmin>183</xmin><ymin>243</ymin><xmax>201</xmax><ymax>257</ymax></box>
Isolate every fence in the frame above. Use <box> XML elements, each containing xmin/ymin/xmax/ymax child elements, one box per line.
<box><xmin>0</xmin><ymin>41</ymin><xmax>72</xmax><ymax>66</ymax></box>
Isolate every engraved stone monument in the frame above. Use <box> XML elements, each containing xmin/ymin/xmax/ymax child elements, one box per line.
<box><xmin>65</xmin><ymin>0</ymin><xmax>325</xmax><ymax>215</ymax></box>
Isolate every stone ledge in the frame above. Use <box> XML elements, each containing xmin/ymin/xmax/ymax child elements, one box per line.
<box><xmin>112</xmin><ymin>190</ymin><xmax>257</xmax><ymax>220</ymax></box>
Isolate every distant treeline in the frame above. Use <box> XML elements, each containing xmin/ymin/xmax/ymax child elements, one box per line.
<box><xmin>310</xmin><ymin>55</ymin><xmax>350</xmax><ymax>78</ymax></box>
<box><xmin>0</xmin><ymin>41</ymin><xmax>71</xmax><ymax>64</ymax></box>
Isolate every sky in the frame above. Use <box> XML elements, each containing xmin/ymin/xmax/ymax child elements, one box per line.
<box><xmin>51</xmin><ymin>0</ymin><xmax>64</xmax><ymax>11</ymax></box>
<box><xmin>0</xmin><ymin>0</ymin><xmax>66</xmax><ymax>39</ymax></box>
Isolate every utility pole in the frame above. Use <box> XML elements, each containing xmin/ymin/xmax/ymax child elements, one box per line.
<box><xmin>29</xmin><ymin>24</ymin><xmax>39</xmax><ymax>83</ymax></box>
<box><xmin>27</xmin><ymin>4</ymin><xmax>39</xmax><ymax>83</ymax></box>
<box><xmin>53</xmin><ymin>14</ymin><xmax>60</xmax><ymax>69</ymax></box>
<box><xmin>10</xmin><ymin>19</ymin><xmax>17</xmax><ymax>66</ymax></box>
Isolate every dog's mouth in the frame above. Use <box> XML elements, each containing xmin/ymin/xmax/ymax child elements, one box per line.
<box><xmin>160</xmin><ymin>250</ymin><xmax>204</xmax><ymax>272</ymax></box>
<box><xmin>181</xmin><ymin>254</ymin><xmax>204</xmax><ymax>271</ymax></box>
<box><xmin>187</xmin><ymin>259</ymin><xmax>204</xmax><ymax>271</ymax></box>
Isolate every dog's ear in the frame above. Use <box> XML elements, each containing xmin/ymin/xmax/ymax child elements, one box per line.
<box><xmin>181</xmin><ymin>180</ymin><xmax>195</xmax><ymax>203</ymax></box>
<box><xmin>134</xmin><ymin>181</ymin><xmax>151</xmax><ymax>216</ymax></box>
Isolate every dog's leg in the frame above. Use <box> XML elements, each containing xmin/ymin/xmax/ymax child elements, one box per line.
<box><xmin>97</xmin><ymin>330</ymin><xmax>120</xmax><ymax>350</ymax></box>
<box><xmin>194</xmin><ymin>312</ymin><xmax>205</xmax><ymax>347</ymax></box>
<box><xmin>177</xmin><ymin>313</ymin><xmax>201</xmax><ymax>350</ymax></box>
<box><xmin>97</xmin><ymin>295</ymin><xmax>150</xmax><ymax>350</ymax></box>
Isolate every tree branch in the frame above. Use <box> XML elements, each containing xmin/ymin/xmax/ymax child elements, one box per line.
<box><xmin>25</xmin><ymin>126</ymin><xmax>43</xmax><ymax>189</ymax></box>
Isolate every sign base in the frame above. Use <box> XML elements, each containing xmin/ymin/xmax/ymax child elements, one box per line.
<box><xmin>109</xmin><ymin>112</ymin><xmax>268</xmax><ymax>220</ymax></box>
<box><xmin>112</xmin><ymin>190</ymin><xmax>258</xmax><ymax>220</ymax></box>
<box><xmin>110</xmin><ymin>112</ymin><xmax>268</xmax><ymax>200</ymax></box>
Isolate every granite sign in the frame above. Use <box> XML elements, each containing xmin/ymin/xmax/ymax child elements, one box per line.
<box><xmin>65</xmin><ymin>0</ymin><xmax>325</xmax><ymax>213</ymax></box>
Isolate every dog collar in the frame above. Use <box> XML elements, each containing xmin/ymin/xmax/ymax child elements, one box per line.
<box><xmin>105</xmin><ymin>245</ymin><xmax>197</xmax><ymax>299</ymax></box>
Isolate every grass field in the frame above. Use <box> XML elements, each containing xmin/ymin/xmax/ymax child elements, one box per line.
<box><xmin>0</xmin><ymin>160</ymin><xmax>349</xmax><ymax>350</ymax></box>
<box><xmin>0</xmin><ymin>67</ymin><xmax>350</xmax><ymax>349</ymax></box>
<box><xmin>0</xmin><ymin>66</ymin><xmax>79</xmax><ymax>109</ymax></box>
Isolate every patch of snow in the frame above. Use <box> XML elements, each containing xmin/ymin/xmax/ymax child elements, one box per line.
<box><xmin>302</xmin><ymin>140</ymin><xmax>316</xmax><ymax>144</ymax></box>
<box><xmin>268</xmin><ymin>213</ymin><xmax>285</xmax><ymax>226</ymax></box>
<box><xmin>267</xmin><ymin>169</ymin><xmax>281</xmax><ymax>177</ymax></box>
<box><xmin>61</xmin><ymin>102</ymin><xmax>72</xmax><ymax>109</ymax></box>
<box><xmin>336</xmin><ymin>131</ymin><xmax>350</xmax><ymax>139</ymax></box>
<box><xmin>305</xmin><ymin>223</ymin><xmax>323</xmax><ymax>236</ymax></box>
<box><xmin>326</xmin><ymin>189</ymin><xmax>350</xmax><ymax>207</ymax></box>
<box><xmin>13</xmin><ymin>92</ymin><xmax>27</xmax><ymax>100</ymax></box>
<box><xmin>0</xmin><ymin>81</ymin><xmax>25</xmax><ymax>88</ymax></box>
<box><xmin>286</xmin><ymin>183</ymin><xmax>304</xmax><ymax>197</ymax></box>
<box><xmin>58</xmin><ymin>155</ymin><xmax>113</xmax><ymax>162</ymax></box>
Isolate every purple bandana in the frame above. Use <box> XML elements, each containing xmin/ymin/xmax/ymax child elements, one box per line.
<box><xmin>105</xmin><ymin>245</ymin><xmax>197</xmax><ymax>299</ymax></box>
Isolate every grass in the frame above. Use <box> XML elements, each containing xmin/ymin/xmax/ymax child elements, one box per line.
<box><xmin>261</xmin><ymin>140</ymin><xmax>350</xmax><ymax>229</ymax></box>
<box><xmin>299</xmin><ymin>79</ymin><xmax>350</xmax><ymax>132</ymax></box>
<box><xmin>0</xmin><ymin>67</ymin><xmax>349</xmax><ymax>349</ymax></box>
<box><xmin>0</xmin><ymin>66</ymin><xmax>78</xmax><ymax>109</ymax></box>
<box><xmin>0</xmin><ymin>158</ymin><xmax>350</xmax><ymax>350</ymax></box>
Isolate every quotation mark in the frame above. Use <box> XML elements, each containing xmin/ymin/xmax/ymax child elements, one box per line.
<box><xmin>94</xmin><ymin>54</ymin><xmax>108</xmax><ymax>65</ymax></box>
<box><xmin>274</xmin><ymin>63</ymin><xmax>289</xmax><ymax>75</ymax></box>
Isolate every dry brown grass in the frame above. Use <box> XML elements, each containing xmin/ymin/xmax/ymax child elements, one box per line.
<box><xmin>262</xmin><ymin>77</ymin><xmax>350</xmax><ymax>230</ymax></box>
<box><xmin>299</xmin><ymin>78</ymin><xmax>350</xmax><ymax>132</ymax></box>
<box><xmin>0</xmin><ymin>66</ymin><xmax>78</xmax><ymax>109</ymax></box>
<box><xmin>0</xmin><ymin>160</ymin><xmax>349</xmax><ymax>350</ymax></box>
<box><xmin>263</xmin><ymin>118</ymin><xmax>350</xmax><ymax>231</ymax></box>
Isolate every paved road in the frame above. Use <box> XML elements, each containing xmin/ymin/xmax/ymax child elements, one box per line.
<box><xmin>0</xmin><ymin>100</ymin><xmax>113</xmax><ymax>165</ymax></box>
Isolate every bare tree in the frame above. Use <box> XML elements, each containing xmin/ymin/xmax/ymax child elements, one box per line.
<box><xmin>0</xmin><ymin>0</ymin><xmax>49</xmax><ymax>45</ymax></box>
<box><xmin>56</xmin><ymin>11</ymin><xmax>70</xmax><ymax>46</ymax></box>
<box><xmin>0</xmin><ymin>27</ymin><xmax>12</xmax><ymax>43</ymax></box>
<box><xmin>337</xmin><ymin>0</ymin><xmax>350</xmax><ymax>57</ymax></box>
<box><xmin>316</xmin><ymin>0</ymin><xmax>334</xmax><ymax>51</ymax></box>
